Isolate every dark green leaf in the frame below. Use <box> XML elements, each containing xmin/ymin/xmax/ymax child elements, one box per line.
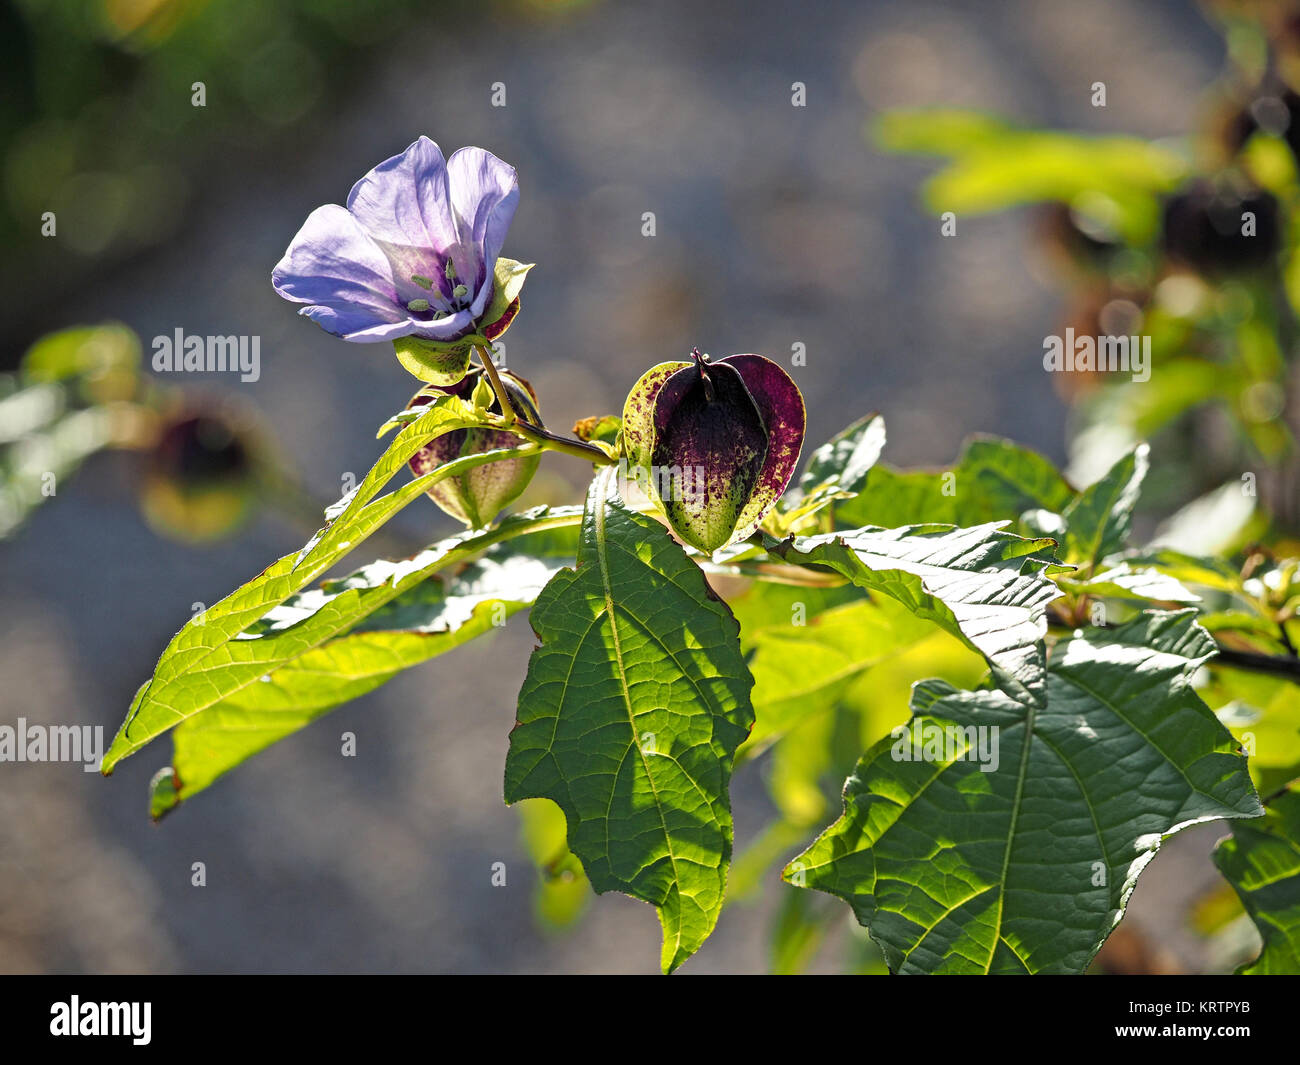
<box><xmin>785</xmin><ymin>611</ymin><xmax>1261</xmax><ymax>974</ymax></box>
<box><xmin>1061</xmin><ymin>445</ymin><xmax>1148</xmax><ymax>569</ymax></box>
<box><xmin>1213</xmin><ymin>784</ymin><xmax>1300</xmax><ymax>974</ymax></box>
<box><xmin>150</xmin><ymin>516</ymin><xmax>580</xmax><ymax>815</ymax></box>
<box><xmin>839</xmin><ymin>436</ymin><xmax>1074</xmax><ymax>532</ymax></box>
<box><xmin>504</xmin><ymin>469</ymin><xmax>755</xmax><ymax>973</ymax></box>
<box><xmin>767</xmin><ymin>522</ymin><xmax>1064</xmax><ymax>701</ymax></box>
<box><xmin>784</xmin><ymin>413</ymin><xmax>886</xmax><ymax>523</ymax></box>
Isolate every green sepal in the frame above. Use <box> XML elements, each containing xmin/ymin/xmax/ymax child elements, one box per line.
<box><xmin>390</xmin><ymin>259</ymin><xmax>534</xmax><ymax>385</ymax></box>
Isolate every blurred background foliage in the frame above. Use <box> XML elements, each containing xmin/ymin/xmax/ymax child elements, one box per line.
<box><xmin>3</xmin><ymin>0</ymin><xmax>1299</xmax><ymax>974</ymax></box>
<box><xmin>2</xmin><ymin>0</ymin><xmax>438</xmax><ymax>317</ymax></box>
<box><xmin>877</xmin><ymin>1</ymin><xmax>1300</xmax><ymax>541</ymax></box>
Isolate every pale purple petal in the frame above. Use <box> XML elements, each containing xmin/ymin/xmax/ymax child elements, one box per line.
<box><xmin>346</xmin><ymin>136</ymin><xmax>474</xmax><ymax>300</ymax></box>
<box><xmin>346</xmin><ymin>137</ymin><xmax>457</xmax><ymax>259</ymax></box>
<box><xmin>272</xmin><ymin>205</ymin><xmax>406</xmax><ymax>339</ymax></box>
<box><xmin>300</xmin><ymin>306</ymin><xmax>416</xmax><ymax>342</ymax></box>
<box><xmin>409</xmin><ymin>307</ymin><xmax>475</xmax><ymax>342</ymax></box>
<box><xmin>274</xmin><ymin>137</ymin><xmax>521</xmax><ymax>345</ymax></box>
<box><xmin>447</xmin><ymin>147</ymin><xmax>519</xmax><ymax>316</ymax></box>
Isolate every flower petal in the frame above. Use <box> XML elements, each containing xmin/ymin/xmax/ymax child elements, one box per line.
<box><xmin>346</xmin><ymin>136</ymin><xmax>481</xmax><ymax>306</ymax></box>
<box><xmin>410</xmin><ymin>308</ymin><xmax>475</xmax><ymax>341</ymax></box>
<box><xmin>299</xmin><ymin>306</ymin><xmax>414</xmax><ymax>342</ymax></box>
<box><xmin>272</xmin><ymin>204</ymin><xmax>407</xmax><ymax>340</ymax></box>
<box><xmin>347</xmin><ymin>136</ymin><xmax>458</xmax><ymax>259</ymax></box>
<box><xmin>720</xmin><ymin>353</ymin><xmax>806</xmax><ymax>542</ymax></box>
<box><xmin>651</xmin><ymin>358</ymin><xmax>769</xmax><ymax>554</ymax></box>
<box><xmin>447</xmin><ymin>147</ymin><xmax>520</xmax><ymax>316</ymax></box>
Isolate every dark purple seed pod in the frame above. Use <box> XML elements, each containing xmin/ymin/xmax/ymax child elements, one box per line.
<box><xmin>1161</xmin><ymin>179</ymin><xmax>1281</xmax><ymax>276</ymax></box>
<box><xmin>142</xmin><ymin>406</ymin><xmax>259</xmax><ymax>542</ymax></box>
<box><xmin>407</xmin><ymin>367</ymin><xmax>541</xmax><ymax>528</ymax></box>
<box><xmin>623</xmin><ymin>349</ymin><xmax>805</xmax><ymax>552</ymax></box>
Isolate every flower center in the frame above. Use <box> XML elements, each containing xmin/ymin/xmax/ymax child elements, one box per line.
<box><xmin>406</xmin><ymin>272</ymin><xmax>453</xmax><ymax>319</ymax></box>
<box><xmin>404</xmin><ymin>260</ymin><xmax>472</xmax><ymax>318</ymax></box>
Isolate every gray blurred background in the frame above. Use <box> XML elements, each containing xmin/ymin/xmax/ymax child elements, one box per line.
<box><xmin>0</xmin><ymin>0</ymin><xmax>1227</xmax><ymax>973</ymax></box>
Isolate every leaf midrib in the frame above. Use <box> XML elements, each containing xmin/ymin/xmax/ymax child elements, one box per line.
<box><xmin>592</xmin><ymin>470</ymin><xmax>686</xmax><ymax>957</ymax></box>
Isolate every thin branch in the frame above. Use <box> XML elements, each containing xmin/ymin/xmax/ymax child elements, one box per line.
<box><xmin>476</xmin><ymin>345</ymin><xmax>518</xmax><ymax>426</ymax></box>
<box><xmin>475</xmin><ymin>345</ymin><xmax>615</xmax><ymax>465</ymax></box>
<box><xmin>1212</xmin><ymin>645</ymin><xmax>1300</xmax><ymax>682</ymax></box>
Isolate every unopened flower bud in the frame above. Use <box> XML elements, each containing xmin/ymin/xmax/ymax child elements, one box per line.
<box><xmin>471</xmin><ymin>375</ymin><xmax>496</xmax><ymax>410</ymax></box>
<box><xmin>407</xmin><ymin>367</ymin><xmax>542</xmax><ymax>528</ymax></box>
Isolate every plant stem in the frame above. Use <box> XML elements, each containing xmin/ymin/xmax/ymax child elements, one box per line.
<box><xmin>1279</xmin><ymin>620</ymin><xmax>1298</xmax><ymax>658</ymax></box>
<box><xmin>1213</xmin><ymin>646</ymin><xmax>1300</xmax><ymax>682</ymax></box>
<box><xmin>509</xmin><ymin>419</ymin><xmax>618</xmax><ymax>465</ymax></box>
<box><xmin>476</xmin><ymin>345</ymin><xmax>518</xmax><ymax>427</ymax></box>
<box><xmin>474</xmin><ymin>346</ymin><xmax>616</xmax><ymax>466</ymax></box>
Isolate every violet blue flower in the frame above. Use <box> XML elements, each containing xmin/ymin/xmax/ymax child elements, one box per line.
<box><xmin>272</xmin><ymin>137</ymin><xmax>524</xmax><ymax>349</ymax></box>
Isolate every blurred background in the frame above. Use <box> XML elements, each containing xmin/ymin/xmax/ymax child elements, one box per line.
<box><xmin>0</xmin><ymin>0</ymin><xmax>1262</xmax><ymax>973</ymax></box>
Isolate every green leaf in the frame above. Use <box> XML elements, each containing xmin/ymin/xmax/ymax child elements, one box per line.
<box><xmin>876</xmin><ymin>114</ymin><xmax>1185</xmax><ymax>244</ymax></box>
<box><xmin>478</xmin><ymin>258</ymin><xmax>532</xmax><ymax>341</ymax></box>
<box><xmin>1061</xmin><ymin>444</ymin><xmax>1148</xmax><ymax>570</ymax></box>
<box><xmin>573</xmin><ymin>414</ymin><xmax>622</xmax><ymax>446</ymax></box>
<box><xmin>1122</xmin><ymin>548</ymin><xmax>1244</xmax><ymax>596</ymax></box>
<box><xmin>102</xmin><ymin>395</ymin><xmax>498</xmax><ymax>774</ymax></box>
<box><xmin>149</xmin><ymin>515</ymin><xmax>581</xmax><ymax>816</ymax></box>
<box><xmin>767</xmin><ymin>522</ymin><xmax>1065</xmax><ymax>701</ymax></box>
<box><xmin>1213</xmin><ymin>784</ymin><xmax>1300</xmax><ymax>974</ymax></box>
<box><xmin>874</xmin><ymin>109</ymin><xmax>1017</xmax><ymax>156</ymax></box>
<box><xmin>790</xmin><ymin>413</ymin><xmax>883</xmax><ymax>507</ymax></box>
<box><xmin>504</xmin><ymin>469</ymin><xmax>755</xmax><ymax>973</ymax></box>
<box><xmin>784</xmin><ymin>611</ymin><xmax>1262</xmax><ymax>974</ymax></box>
<box><xmin>392</xmin><ymin>335</ymin><xmax>475</xmax><ymax>386</ymax></box>
<box><xmin>1</xmin><ymin>404</ymin><xmax>118</xmax><ymax>538</ymax></box>
<box><xmin>746</xmin><ymin>596</ymin><xmax>950</xmax><ymax>750</ymax></box>
<box><xmin>1150</xmin><ymin>480</ymin><xmax>1260</xmax><ymax>557</ymax></box>
<box><xmin>1203</xmin><ymin>669</ymin><xmax>1300</xmax><ymax>782</ymax></box>
<box><xmin>769</xmin><ymin>888</ymin><xmax>836</xmax><ymax>975</ymax></box>
<box><xmin>1060</xmin><ymin>562</ymin><xmax>1201</xmax><ymax>604</ymax></box>
<box><xmin>727</xmin><ymin>817</ymin><xmax>812</xmax><ymax>904</ymax></box>
<box><xmin>839</xmin><ymin>436</ymin><xmax>1074</xmax><ymax>532</ymax></box>
<box><xmin>517</xmin><ymin>797</ymin><xmax>591</xmax><ymax>930</ymax></box>
<box><xmin>765</xmin><ymin>706</ymin><xmax>845</xmax><ymax>826</ymax></box>
<box><xmin>21</xmin><ymin>322</ymin><xmax>140</xmax><ymax>392</ymax></box>
<box><xmin>727</xmin><ymin>580</ymin><xmax>864</xmax><ymax>652</ymax></box>
<box><xmin>0</xmin><ymin>381</ymin><xmax>64</xmax><ymax>444</ymax></box>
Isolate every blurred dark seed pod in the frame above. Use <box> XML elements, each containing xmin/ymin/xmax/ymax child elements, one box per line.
<box><xmin>1037</xmin><ymin>202</ymin><xmax>1125</xmax><ymax>277</ymax></box>
<box><xmin>407</xmin><ymin>366</ymin><xmax>542</xmax><ymax>528</ymax></box>
<box><xmin>1161</xmin><ymin>178</ymin><xmax>1281</xmax><ymax>276</ymax></box>
<box><xmin>141</xmin><ymin>405</ymin><xmax>260</xmax><ymax>542</ymax></box>
<box><xmin>622</xmin><ymin>349</ymin><xmax>805</xmax><ymax>553</ymax></box>
<box><xmin>1210</xmin><ymin>84</ymin><xmax>1300</xmax><ymax>161</ymax></box>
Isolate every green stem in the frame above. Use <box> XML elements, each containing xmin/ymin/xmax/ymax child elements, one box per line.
<box><xmin>476</xmin><ymin>345</ymin><xmax>518</xmax><ymax>427</ymax></box>
<box><xmin>475</xmin><ymin>346</ymin><xmax>616</xmax><ymax>466</ymax></box>
<box><xmin>505</xmin><ymin>418</ymin><xmax>618</xmax><ymax>465</ymax></box>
